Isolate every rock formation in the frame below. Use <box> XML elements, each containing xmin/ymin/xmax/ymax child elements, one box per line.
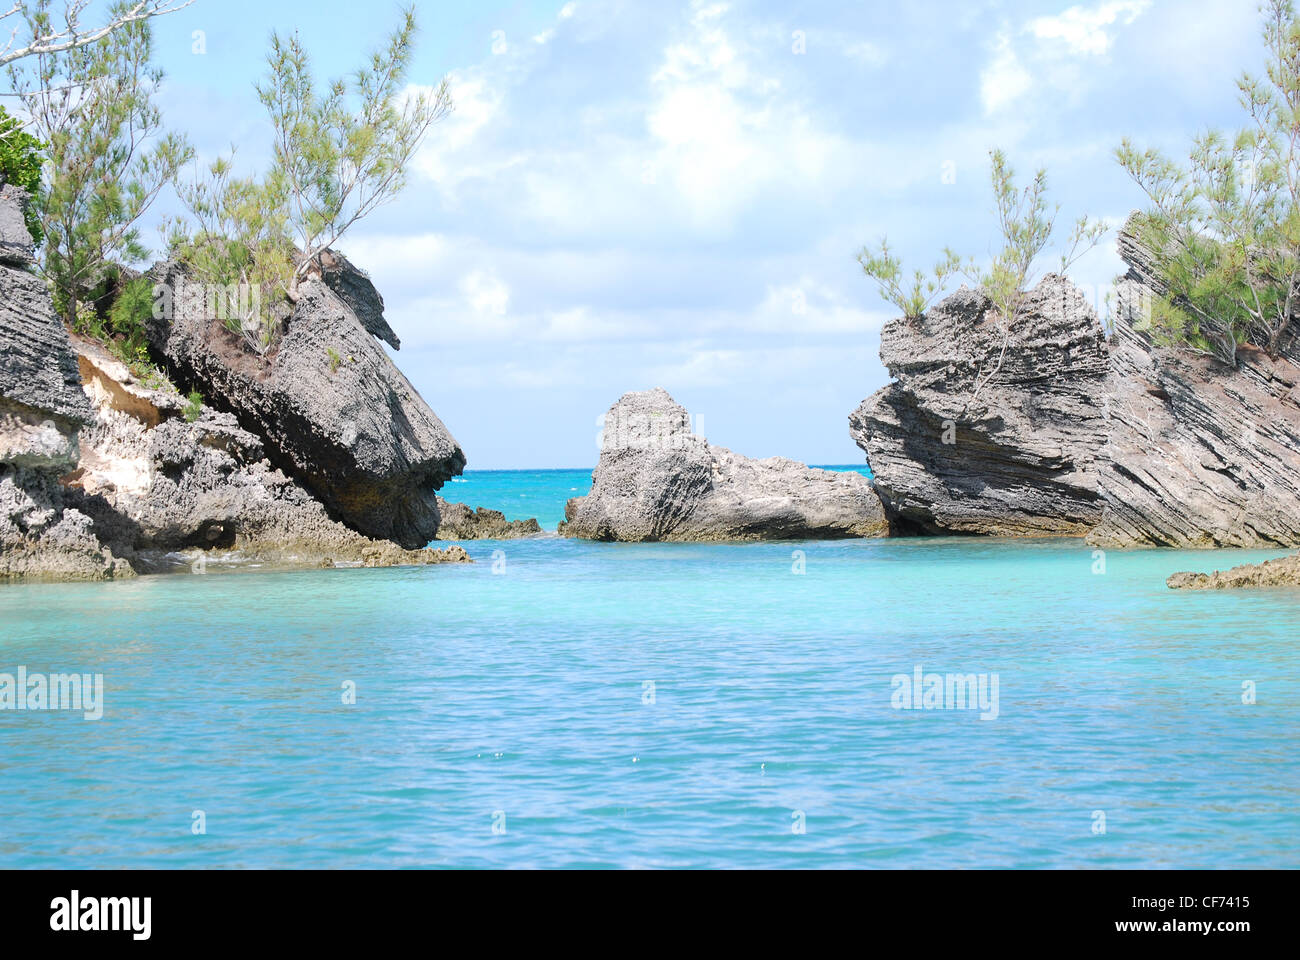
<box><xmin>145</xmin><ymin>258</ymin><xmax>465</xmax><ymax>548</ymax></box>
<box><xmin>1</xmin><ymin>185</ymin><xmax>469</xmax><ymax>580</ymax></box>
<box><xmin>66</xmin><ymin>337</ymin><xmax>469</xmax><ymax>571</ymax></box>
<box><xmin>0</xmin><ymin>186</ymin><xmax>130</xmax><ymax>581</ymax></box>
<box><xmin>1167</xmin><ymin>553</ymin><xmax>1300</xmax><ymax>590</ymax></box>
<box><xmin>562</xmin><ymin>388</ymin><xmax>886</xmax><ymax>541</ymax></box>
<box><xmin>849</xmin><ymin>275</ymin><xmax>1110</xmax><ymax>536</ymax></box>
<box><xmin>434</xmin><ymin>498</ymin><xmax>542</xmax><ymax>540</ymax></box>
<box><xmin>1087</xmin><ymin>221</ymin><xmax>1300</xmax><ymax>548</ymax></box>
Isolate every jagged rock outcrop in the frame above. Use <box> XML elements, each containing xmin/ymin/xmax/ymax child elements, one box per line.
<box><xmin>1088</xmin><ymin>221</ymin><xmax>1300</xmax><ymax>548</ymax></box>
<box><xmin>561</xmin><ymin>388</ymin><xmax>886</xmax><ymax>541</ymax></box>
<box><xmin>435</xmin><ymin>497</ymin><xmax>542</xmax><ymax>540</ymax></box>
<box><xmin>145</xmin><ymin>259</ymin><xmax>465</xmax><ymax>548</ymax></box>
<box><xmin>68</xmin><ymin>338</ymin><xmax>470</xmax><ymax>571</ymax></box>
<box><xmin>315</xmin><ymin>249</ymin><xmax>401</xmax><ymax>351</ymax></box>
<box><xmin>849</xmin><ymin>276</ymin><xmax>1110</xmax><ymax>536</ymax></box>
<box><xmin>1168</xmin><ymin>553</ymin><xmax>1300</xmax><ymax>590</ymax></box>
<box><xmin>1</xmin><ymin>187</ymin><xmax>130</xmax><ymax>581</ymax></box>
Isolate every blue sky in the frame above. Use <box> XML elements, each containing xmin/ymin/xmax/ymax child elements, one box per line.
<box><xmin>130</xmin><ymin>0</ymin><xmax>1264</xmax><ymax>467</ymax></box>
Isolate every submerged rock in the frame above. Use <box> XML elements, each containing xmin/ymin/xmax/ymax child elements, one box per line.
<box><xmin>434</xmin><ymin>497</ymin><xmax>542</xmax><ymax>540</ymax></box>
<box><xmin>1088</xmin><ymin>221</ymin><xmax>1300</xmax><ymax>548</ymax></box>
<box><xmin>1167</xmin><ymin>553</ymin><xmax>1300</xmax><ymax>590</ymax></box>
<box><xmin>849</xmin><ymin>275</ymin><xmax>1110</xmax><ymax>536</ymax></box>
<box><xmin>562</xmin><ymin>388</ymin><xmax>886</xmax><ymax>542</ymax></box>
<box><xmin>145</xmin><ymin>258</ymin><xmax>465</xmax><ymax>549</ymax></box>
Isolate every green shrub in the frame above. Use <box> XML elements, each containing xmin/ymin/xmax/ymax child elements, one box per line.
<box><xmin>183</xmin><ymin>391</ymin><xmax>203</xmax><ymax>423</ymax></box>
<box><xmin>1115</xmin><ymin>0</ymin><xmax>1300</xmax><ymax>365</ymax></box>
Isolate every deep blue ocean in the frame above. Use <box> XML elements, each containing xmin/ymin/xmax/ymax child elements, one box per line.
<box><xmin>1</xmin><ymin>468</ymin><xmax>1298</xmax><ymax>868</ymax></box>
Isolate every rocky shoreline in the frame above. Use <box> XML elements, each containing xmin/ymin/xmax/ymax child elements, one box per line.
<box><xmin>1</xmin><ymin>188</ymin><xmax>469</xmax><ymax>581</ymax></box>
<box><xmin>4</xmin><ymin>174</ymin><xmax>1299</xmax><ymax>588</ymax></box>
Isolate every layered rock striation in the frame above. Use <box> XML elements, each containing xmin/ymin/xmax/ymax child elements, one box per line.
<box><xmin>849</xmin><ymin>275</ymin><xmax>1111</xmax><ymax>536</ymax></box>
<box><xmin>66</xmin><ymin>338</ymin><xmax>469</xmax><ymax>571</ymax></box>
<box><xmin>0</xmin><ymin>187</ymin><xmax>129</xmax><ymax>581</ymax></box>
<box><xmin>1</xmin><ymin>186</ymin><xmax>470</xmax><ymax>580</ymax></box>
<box><xmin>1087</xmin><ymin>223</ymin><xmax>1300</xmax><ymax>548</ymax></box>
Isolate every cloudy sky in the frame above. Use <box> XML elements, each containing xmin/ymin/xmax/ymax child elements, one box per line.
<box><xmin>136</xmin><ymin>0</ymin><xmax>1261</xmax><ymax>468</ymax></box>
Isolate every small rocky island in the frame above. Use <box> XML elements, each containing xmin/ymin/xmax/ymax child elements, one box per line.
<box><xmin>560</xmin><ymin>387</ymin><xmax>885</xmax><ymax>541</ymax></box>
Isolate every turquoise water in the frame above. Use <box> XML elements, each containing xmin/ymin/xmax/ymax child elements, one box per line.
<box><xmin>1</xmin><ymin>469</ymin><xmax>1298</xmax><ymax>868</ymax></box>
<box><xmin>443</xmin><ymin>465</ymin><xmax>873</xmax><ymax>531</ymax></box>
<box><xmin>443</xmin><ymin>468</ymin><xmax>594</xmax><ymax>530</ymax></box>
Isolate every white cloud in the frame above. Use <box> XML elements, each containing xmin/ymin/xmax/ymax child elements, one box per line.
<box><xmin>980</xmin><ymin>32</ymin><xmax>1033</xmax><ymax>115</ymax></box>
<box><xmin>981</xmin><ymin>0</ymin><xmax>1152</xmax><ymax>115</ymax></box>
<box><xmin>1029</xmin><ymin>1</ymin><xmax>1152</xmax><ymax>56</ymax></box>
<box><xmin>462</xmin><ymin>271</ymin><xmax>510</xmax><ymax>317</ymax></box>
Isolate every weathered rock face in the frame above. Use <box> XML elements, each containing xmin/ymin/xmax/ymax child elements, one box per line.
<box><xmin>68</xmin><ymin>338</ymin><xmax>469</xmax><ymax>571</ymax></box>
<box><xmin>145</xmin><ymin>260</ymin><xmax>465</xmax><ymax>549</ymax></box>
<box><xmin>849</xmin><ymin>276</ymin><xmax>1110</xmax><ymax>536</ymax></box>
<box><xmin>315</xmin><ymin>249</ymin><xmax>401</xmax><ymax>350</ymax></box>
<box><xmin>0</xmin><ymin>467</ymin><xmax>132</xmax><ymax>581</ymax></box>
<box><xmin>0</xmin><ymin>187</ymin><xmax>129</xmax><ymax>582</ymax></box>
<box><xmin>562</xmin><ymin>388</ymin><xmax>886</xmax><ymax>542</ymax></box>
<box><xmin>1088</xmin><ymin>224</ymin><xmax>1300</xmax><ymax>548</ymax></box>
<box><xmin>434</xmin><ymin>497</ymin><xmax>542</xmax><ymax>540</ymax></box>
<box><xmin>0</xmin><ymin>184</ymin><xmax>37</xmax><ymax>269</ymax></box>
<box><xmin>1168</xmin><ymin>553</ymin><xmax>1300</xmax><ymax>590</ymax></box>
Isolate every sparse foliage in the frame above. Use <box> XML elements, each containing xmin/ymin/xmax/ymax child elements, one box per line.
<box><xmin>182</xmin><ymin>388</ymin><xmax>202</xmax><ymax>422</ymax></box>
<box><xmin>961</xmin><ymin>149</ymin><xmax>1106</xmax><ymax>407</ymax></box>
<box><xmin>976</xmin><ymin>148</ymin><xmax>1107</xmax><ymax>331</ymax></box>
<box><xmin>255</xmin><ymin>6</ymin><xmax>451</xmax><ymax>297</ymax></box>
<box><xmin>9</xmin><ymin>0</ymin><xmax>190</xmax><ymax>325</ymax></box>
<box><xmin>1116</xmin><ymin>0</ymin><xmax>1300</xmax><ymax>366</ymax></box>
<box><xmin>165</xmin><ymin>6</ymin><xmax>451</xmax><ymax>358</ymax></box>
<box><xmin>164</xmin><ymin>152</ymin><xmax>293</xmax><ymax>354</ymax></box>
<box><xmin>857</xmin><ymin>240</ymin><xmax>964</xmax><ymax>320</ymax></box>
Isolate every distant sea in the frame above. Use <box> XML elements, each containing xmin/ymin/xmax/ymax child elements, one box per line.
<box><xmin>1</xmin><ymin>467</ymin><xmax>1297</xmax><ymax>868</ymax></box>
<box><xmin>443</xmin><ymin>465</ymin><xmax>874</xmax><ymax>531</ymax></box>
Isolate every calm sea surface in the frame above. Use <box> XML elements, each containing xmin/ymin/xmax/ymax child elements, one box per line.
<box><xmin>1</xmin><ymin>468</ymin><xmax>1297</xmax><ymax>868</ymax></box>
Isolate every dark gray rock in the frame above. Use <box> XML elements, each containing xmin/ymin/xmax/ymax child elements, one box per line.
<box><xmin>315</xmin><ymin>248</ymin><xmax>401</xmax><ymax>351</ymax></box>
<box><xmin>562</xmin><ymin>388</ymin><xmax>886</xmax><ymax>541</ymax></box>
<box><xmin>849</xmin><ymin>275</ymin><xmax>1110</xmax><ymax>536</ymax></box>
<box><xmin>0</xmin><ymin>199</ymin><xmax>92</xmax><ymax>428</ymax></box>
<box><xmin>0</xmin><ymin>185</ymin><xmax>36</xmax><ymax>268</ymax></box>
<box><xmin>145</xmin><ymin>259</ymin><xmax>465</xmax><ymax>549</ymax></box>
<box><xmin>69</xmin><ymin>339</ymin><xmax>470</xmax><ymax>570</ymax></box>
<box><xmin>435</xmin><ymin>497</ymin><xmax>542</xmax><ymax>540</ymax></box>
